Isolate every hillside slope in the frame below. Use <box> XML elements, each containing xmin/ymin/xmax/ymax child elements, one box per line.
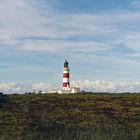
<box><xmin>0</xmin><ymin>93</ymin><xmax>140</xmax><ymax>140</ymax></box>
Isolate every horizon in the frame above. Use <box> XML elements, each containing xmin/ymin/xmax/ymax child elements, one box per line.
<box><xmin>1</xmin><ymin>0</ymin><xmax>140</xmax><ymax>93</ymax></box>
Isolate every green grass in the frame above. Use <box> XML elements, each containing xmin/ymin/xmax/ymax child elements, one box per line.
<box><xmin>0</xmin><ymin>93</ymin><xmax>140</xmax><ymax>140</ymax></box>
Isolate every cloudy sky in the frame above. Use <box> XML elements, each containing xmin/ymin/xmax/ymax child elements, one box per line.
<box><xmin>0</xmin><ymin>0</ymin><xmax>140</xmax><ymax>93</ymax></box>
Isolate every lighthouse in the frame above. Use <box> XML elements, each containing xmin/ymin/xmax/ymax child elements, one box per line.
<box><xmin>63</xmin><ymin>60</ymin><xmax>70</xmax><ymax>90</ymax></box>
<box><xmin>50</xmin><ymin>60</ymin><xmax>80</xmax><ymax>94</ymax></box>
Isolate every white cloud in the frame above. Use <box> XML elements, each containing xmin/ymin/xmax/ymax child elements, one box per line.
<box><xmin>122</xmin><ymin>33</ymin><xmax>140</xmax><ymax>52</ymax></box>
<box><xmin>1</xmin><ymin>0</ymin><xmax>140</xmax><ymax>54</ymax></box>
<box><xmin>20</xmin><ymin>40</ymin><xmax>112</xmax><ymax>52</ymax></box>
<box><xmin>131</xmin><ymin>1</ymin><xmax>140</xmax><ymax>8</ymax></box>
<box><xmin>0</xmin><ymin>80</ymin><xmax>140</xmax><ymax>94</ymax></box>
<box><xmin>0</xmin><ymin>82</ymin><xmax>21</xmax><ymax>93</ymax></box>
<box><xmin>4</xmin><ymin>65</ymin><xmax>48</xmax><ymax>73</ymax></box>
<box><xmin>71</xmin><ymin>80</ymin><xmax>140</xmax><ymax>93</ymax></box>
<box><xmin>32</xmin><ymin>82</ymin><xmax>54</xmax><ymax>92</ymax></box>
<box><xmin>30</xmin><ymin>80</ymin><xmax>140</xmax><ymax>93</ymax></box>
<box><xmin>1</xmin><ymin>0</ymin><xmax>140</xmax><ymax>85</ymax></box>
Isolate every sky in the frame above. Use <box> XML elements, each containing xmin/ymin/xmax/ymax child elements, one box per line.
<box><xmin>1</xmin><ymin>0</ymin><xmax>140</xmax><ymax>93</ymax></box>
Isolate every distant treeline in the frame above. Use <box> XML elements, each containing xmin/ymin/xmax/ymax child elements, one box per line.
<box><xmin>0</xmin><ymin>93</ymin><xmax>140</xmax><ymax>140</ymax></box>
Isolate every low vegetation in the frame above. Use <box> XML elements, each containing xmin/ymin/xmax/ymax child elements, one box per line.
<box><xmin>0</xmin><ymin>93</ymin><xmax>140</xmax><ymax>140</ymax></box>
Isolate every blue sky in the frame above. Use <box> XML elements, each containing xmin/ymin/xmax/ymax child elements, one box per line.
<box><xmin>0</xmin><ymin>0</ymin><xmax>140</xmax><ymax>93</ymax></box>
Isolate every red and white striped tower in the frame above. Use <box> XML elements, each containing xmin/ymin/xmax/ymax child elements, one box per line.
<box><xmin>63</xmin><ymin>60</ymin><xmax>70</xmax><ymax>90</ymax></box>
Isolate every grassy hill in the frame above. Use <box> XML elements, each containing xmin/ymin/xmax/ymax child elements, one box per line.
<box><xmin>0</xmin><ymin>93</ymin><xmax>140</xmax><ymax>140</ymax></box>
